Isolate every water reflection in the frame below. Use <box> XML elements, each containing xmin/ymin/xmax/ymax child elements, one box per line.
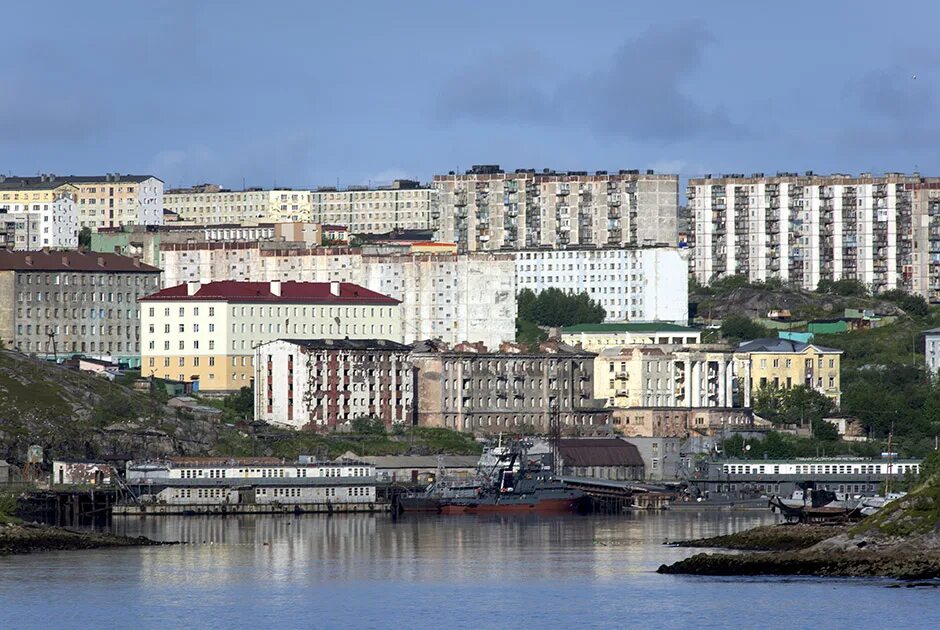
<box><xmin>107</xmin><ymin>511</ymin><xmax>780</xmax><ymax>584</ymax></box>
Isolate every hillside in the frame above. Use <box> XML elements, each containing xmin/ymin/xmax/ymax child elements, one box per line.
<box><xmin>0</xmin><ymin>350</ymin><xmax>223</xmax><ymax>464</ymax></box>
<box><xmin>692</xmin><ymin>285</ymin><xmax>903</xmax><ymax>322</ymax></box>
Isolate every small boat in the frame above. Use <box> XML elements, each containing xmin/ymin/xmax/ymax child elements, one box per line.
<box><xmin>769</xmin><ymin>487</ymin><xmax>863</xmax><ymax>522</ymax></box>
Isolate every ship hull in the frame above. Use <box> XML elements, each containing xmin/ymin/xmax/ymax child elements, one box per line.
<box><xmin>439</xmin><ymin>497</ymin><xmax>580</xmax><ymax>515</ymax></box>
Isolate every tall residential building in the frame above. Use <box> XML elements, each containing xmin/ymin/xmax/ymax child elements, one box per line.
<box><xmin>164</xmin><ymin>184</ymin><xmax>313</xmax><ymax>224</ymax></box>
<box><xmin>139</xmin><ymin>280</ymin><xmax>403</xmax><ymax>392</ymax></box>
<box><xmin>255</xmin><ymin>338</ymin><xmax>414</xmax><ymax>430</ymax></box>
<box><xmin>410</xmin><ymin>339</ymin><xmax>608</xmax><ymax>434</ymax></box>
<box><xmin>0</xmin><ymin>250</ymin><xmax>161</xmax><ymax>366</ymax></box>
<box><xmin>158</xmin><ymin>244</ymin><xmax>516</xmax><ymax>349</ymax></box>
<box><xmin>514</xmin><ymin>247</ymin><xmax>688</xmax><ymax>323</ymax></box>
<box><xmin>688</xmin><ymin>171</ymin><xmax>940</xmax><ymax>296</ymax></box>
<box><xmin>432</xmin><ymin>165</ymin><xmax>678</xmax><ymax>253</ymax></box>
<box><xmin>312</xmin><ymin>180</ymin><xmax>436</xmax><ymax>233</ymax></box>
<box><xmin>0</xmin><ymin>178</ymin><xmax>79</xmax><ymax>249</ymax></box>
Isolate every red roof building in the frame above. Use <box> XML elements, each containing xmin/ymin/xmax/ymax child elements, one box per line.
<box><xmin>140</xmin><ymin>280</ymin><xmax>399</xmax><ymax>304</ymax></box>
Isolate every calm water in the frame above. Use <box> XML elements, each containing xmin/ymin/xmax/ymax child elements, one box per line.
<box><xmin>1</xmin><ymin>512</ymin><xmax>938</xmax><ymax>629</ymax></box>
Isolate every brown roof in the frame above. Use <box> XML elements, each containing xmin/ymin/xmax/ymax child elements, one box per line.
<box><xmin>558</xmin><ymin>438</ymin><xmax>644</xmax><ymax>467</ymax></box>
<box><xmin>0</xmin><ymin>249</ymin><xmax>160</xmax><ymax>273</ymax></box>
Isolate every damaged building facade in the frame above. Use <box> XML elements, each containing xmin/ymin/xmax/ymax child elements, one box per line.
<box><xmin>255</xmin><ymin>338</ymin><xmax>414</xmax><ymax>430</ymax></box>
<box><xmin>410</xmin><ymin>340</ymin><xmax>609</xmax><ymax>434</ymax></box>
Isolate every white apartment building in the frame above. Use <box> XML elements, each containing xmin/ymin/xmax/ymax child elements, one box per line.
<box><xmin>139</xmin><ymin>280</ymin><xmax>403</xmax><ymax>392</ymax></box>
<box><xmin>312</xmin><ymin>180</ymin><xmax>435</xmax><ymax>233</ymax></box>
<box><xmin>925</xmin><ymin>327</ymin><xmax>940</xmax><ymax>376</ymax></box>
<box><xmin>164</xmin><ymin>184</ymin><xmax>313</xmax><ymax>224</ymax></box>
<box><xmin>2</xmin><ymin>173</ymin><xmax>164</xmax><ymax>228</ymax></box>
<box><xmin>688</xmin><ymin>172</ymin><xmax>940</xmax><ymax>296</ymax></box>
<box><xmin>159</xmin><ymin>244</ymin><xmax>516</xmax><ymax>350</ymax></box>
<box><xmin>432</xmin><ymin>165</ymin><xmax>678</xmax><ymax>253</ymax></box>
<box><xmin>256</xmin><ymin>338</ymin><xmax>414</xmax><ymax>430</ymax></box>
<box><xmin>0</xmin><ymin>178</ymin><xmax>80</xmax><ymax>248</ymax></box>
<box><xmin>515</xmin><ymin>247</ymin><xmax>688</xmax><ymax>324</ymax></box>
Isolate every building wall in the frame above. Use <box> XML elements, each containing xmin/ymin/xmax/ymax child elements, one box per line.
<box><xmin>688</xmin><ymin>173</ymin><xmax>935</xmax><ymax>296</ymax></box>
<box><xmin>312</xmin><ymin>184</ymin><xmax>435</xmax><ymax>233</ymax></box>
<box><xmin>514</xmin><ymin>247</ymin><xmax>688</xmax><ymax>323</ymax></box>
<box><xmin>255</xmin><ymin>339</ymin><xmax>413</xmax><ymax>430</ymax></box>
<box><xmin>0</xmin><ymin>184</ymin><xmax>79</xmax><ymax>248</ymax></box>
<box><xmin>74</xmin><ymin>176</ymin><xmax>163</xmax><ymax>228</ymax></box>
<box><xmin>612</xmin><ymin>407</ymin><xmax>757</xmax><ymax>438</ymax></box>
<box><xmin>9</xmin><ymin>269</ymin><xmax>160</xmax><ymax>366</ymax></box>
<box><xmin>164</xmin><ymin>188</ymin><xmax>312</xmax><ymax>224</ymax></box>
<box><xmin>736</xmin><ymin>348</ymin><xmax>841</xmax><ymax>405</ymax></box>
<box><xmin>141</xmin><ymin>291</ymin><xmax>403</xmax><ymax>391</ymax></box>
<box><xmin>432</xmin><ymin>168</ymin><xmax>678</xmax><ymax>252</ymax></box>
<box><xmin>560</xmin><ymin>327</ymin><xmax>702</xmax><ymax>352</ymax></box>
<box><xmin>159</xmin><ymin>246</ymin><xmax>516</xmax><ymax>350</ymax></box>
<box><xmin>926</xmin><ymin>332</ymin><xmax>940</xmax><ymax>375</ymax></box>
<box><xmin>411</xmin><ymin>346</ymin><xmax>605</xmax><ymax>433</ymax></box>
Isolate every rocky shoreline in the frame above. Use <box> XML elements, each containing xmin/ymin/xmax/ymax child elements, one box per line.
<box><xmin>658</xmin><ymin>522</ymin><xmax>940</xmax><ymax>580</ymax></box>
<box><xmin>0</xmin><ymin>522</ymin><xmax>169</xmax><ymax>555</ymax></box>
<box><xmin>671</xmin><ymin>523</ymin><xmax>846</xmax><ymax>551</ymax></box>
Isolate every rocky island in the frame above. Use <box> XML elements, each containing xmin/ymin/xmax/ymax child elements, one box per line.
<box><xmin>659</xmin><ymin>458</ymin><xmax>940</xmax><ymax>580</ymax></box>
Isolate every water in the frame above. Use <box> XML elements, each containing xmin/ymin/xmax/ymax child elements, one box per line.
<box><xmin>1</xmin><ymin>512</ymin><xmax>938</xmax><ymax>629</ymax></box>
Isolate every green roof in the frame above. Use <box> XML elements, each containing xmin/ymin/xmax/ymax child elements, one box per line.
<box><xmin>561</xmin><ymin>322</ymin><xmax>698</xmax><ymax>334</ymax></box>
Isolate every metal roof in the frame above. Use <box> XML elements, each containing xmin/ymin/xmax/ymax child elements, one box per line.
<box><xmin>558</xmin><ymin>438</ymin><xmax>644</xmax><ymax>467</ymax></box>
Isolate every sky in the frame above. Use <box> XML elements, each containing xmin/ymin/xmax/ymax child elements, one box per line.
<box><xmin>2</xmin><ymin>0</ymin><xmax>940</xmax><ymax>191</ymax></box>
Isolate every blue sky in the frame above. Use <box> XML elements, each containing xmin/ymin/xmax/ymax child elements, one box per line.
<box><xmin>2</xmin><ymin>1</ymin><xmax>938</xmax><ymax>190</ymax></box>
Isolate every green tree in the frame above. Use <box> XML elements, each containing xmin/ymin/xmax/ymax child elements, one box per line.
<box><xmin>517</xmin><ymin>288</ymin><xmax>605</xmax><ymax>328</ymax></box>
<box><xmin>78</xmin><ymin>227</ymin><xmax>92</xmax><ymax>249</ymax></box>
<box><xmin>753</xmin><ymin>384</ymin><xmax>834</xmax><ymax>427</ymax></box>
<box><xmin>351</xmin><ymin>416</ymin><xmax>385</xmax><ymax>435</ymax></box>
<box><xmin>720</xmin><ymin>314</ymin><xmax>769</xmax><ymax>343</ymax></box>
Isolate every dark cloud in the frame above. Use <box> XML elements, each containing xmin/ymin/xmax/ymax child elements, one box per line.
<box><xmin>572</xmin><ymin>23</ymin><xmax>743</xmax><ymax>141</ymax></box>
<box><xmin>434</xmin><ymin>24</ymin><xmax>742</xmax><ymax>143</ymax></box>
<box><xmin>435</xmin><ymin>50</ymin><xmax>559</xmax><ymax>123</ymax></box>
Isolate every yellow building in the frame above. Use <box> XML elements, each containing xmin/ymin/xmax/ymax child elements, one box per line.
<box><xmin>734</xmin><ymin>338</ymin><xmax>842</xmax><ymax>406</ymax></box>
<box><xmin>140</xmin><ymin>280</ymin><xmax>403</xmax><ymax>392</ymax></box>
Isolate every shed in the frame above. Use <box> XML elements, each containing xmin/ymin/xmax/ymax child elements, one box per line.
<box><xmin>558</xmin><ymin>438</ymin><xmax>645</xmax><ymax>481</ymax></box>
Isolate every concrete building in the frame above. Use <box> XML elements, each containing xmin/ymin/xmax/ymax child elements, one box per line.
<box><xmin>159</xmin><ymin>244</ymin><xmax>516</xmax><ymax>350</ymax></box>
<box><xmin>255</xmin><ymin>338</ymin><xmax>414</xmax><ymax>430</ymax></box>
<box><xmin>734</xmin><ymin>338</ymin><xmax>842</xmax><ymax>406</ymax></box>
<box><xmin>0</xmin><ymin>250</ymin><xmax>161</xmax><ymax>365</ymax></box>
<box><xmin>561</xmin><ymin>323</ymin><xmax>701</xmax><ymax>352</ymax></box>
<box><xmin>0</xmin><ymin>173</ymin><xmax>164</xmax><ymax>229</ymax></box>
<box><xmin>612</xmin><ymin>407</ymin><xmax>760</xmax><ymax>438</ymax></box>
<box><xmin>341</xmin><ymin>454</ymin><xmax>480</xmax><ymax>484</ymax></box>
<box><xmin>0</xmin><ymin>178</ymin><xmax>79</xmax><ymax>249</ymax></box>
<box><xmin>594</xmin><ymin>345</ymin><xmax>739</xmax><ymax>408</ymax></box>
<box><xmin>140</xmin><ymin>280</ymin><xmax>402</xmax><ymax>392</ymax></box>
<box><xmin>514</xmin><ymin>246</ymin><xmax>688</xmax><ymax>323</ymax></box>
<box><xmin>925</xmin><ymin>327</ymin><xmax>940</xmax><ymax>376</ymax></box>
<box><xmin>687</xmin><ymin>172</ymin><xmax>940</xmax><ymax>296</ymax></box>
<box><xmin>623</xmin><ymin>437</ymin><xmax>686</xmax><ymax>481</ymax></box>
<box><xmin>410</xmin><ymin>339</ymin><xmax>608</xmax><ymax>434</ymax></box>
<box><xmin>90</xmin><ymin>222</ymin><xmax>321</xmax><ymax>268</ymax></box>
<box><xmin>432</xmin><ymin>165</ymin><xmax>678</xmax><ymax>252</ymax></box>
<box><xmin>51</xmin><ymin>460</ymin><xmax>114</xmax><ymax>485</ymax></box>
<box><xmin>164</xmin><ymin>184</ymin><xmax>313</xmax><ymax>224</ymax></box>
<box><xmin>557</xmin><ymin>438</ymin><xmax>645</xmax><ymax>480</ymax></box>
<box><xmin>312</xmin><ymin>180</ymin><xmax>436</xmax><ymax>233</ymax></box>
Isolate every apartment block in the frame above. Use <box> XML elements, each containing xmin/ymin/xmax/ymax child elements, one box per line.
<box><xmin>1</xmin><ymin>173</ymin><xmax>164</xmax><ymax>229</ymax></box>
<box><xmin>733</xmin><ymin>338</ymin><xmax>842</xmax><ymax>406</ymax></box>
<box><xmin>91</xmin><ymin>222</ymin><xmax>321</xmax><ymax>268</ymax></box>
<box><xmin>139</xmin><ymin>280</ymin><xmax>403</xmax><ymax>392</ymax></box>
<box><xmin>432</xmin><ymin>165</ymin><xmax>678</xmax><ymax>253</ymax></box>
<box><xmin>0</xmin><ymin>177</ymin><xmax>79</xmax><ymax>248</ymax></box>
<box><xmin>514</xmin><ymin>247</ymin><xmax>688</xmax><ymax>323</ymax></box>
<box><xmin>255</xmin><ymin>338</ymin><xmax>414</xmax><ymax>430</ymax></box>
<box><xmin>159</xmin><ymin>244</ymin><xmax>516</xmax><ymax>350</ymax></box>
<box><xmin>410</xmin><ymin>339</ymin><xmax>609</xmax><ymax>434</ymax></box>
<box><xmin>312</xmin><ymin>180</ymin><xmax>435</xmax><ymax>233</ymax></box>
<box><xmin>594</xmin><ymin>345</ymin><xmax>739</xmax><ymax>408</ymax></box>
<box><xmin>688</xmin><ymin>171</ymin><xmax>940</xmax><ymax>296</ymax></box>
<box><xmin>164</xmin><ymin>184</ymin><xmax>313</xmax><ymax>224</ymax></box>
<box><xmin>0</xmin><ymin>250</ymin><xmax>161</xmax><ymax>366</ymax></box>
<box><xmin>560</xmin><ymin>323</ymin><xmax>701</xmax><ymax>352</ymax></box>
